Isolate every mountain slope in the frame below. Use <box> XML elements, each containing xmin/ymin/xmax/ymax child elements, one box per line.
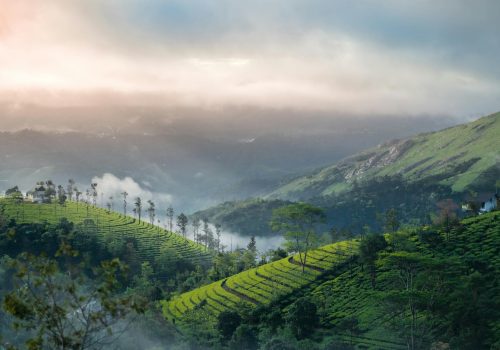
<box><xmin>162</xmin><ymin>239</ymin><xmax>358</xmax><ymax>320</ymax></box>
<box><xmin>0</xmin><ymin>199</ymin><xmax>212</xmax><ymax>269</ymax></box>
<box><xmin>267</xmin><ymin>112</ymin><xmax>500</xmax><ymax>201</ymax></box>
<box><xmin>193</xmin><ymin>112</ymin><xmax>499</xmax><ymax>236</ymax></box>
<box><xmin>169</xmin><ymin>211</ymin><xmax>500</xmax><ymax>349</ymax></box>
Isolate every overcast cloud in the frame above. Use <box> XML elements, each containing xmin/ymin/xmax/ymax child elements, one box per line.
<box><xmin>0</xmin><ymin>0</ymin><xmax>499</xmax><ymax>117</ymax></box>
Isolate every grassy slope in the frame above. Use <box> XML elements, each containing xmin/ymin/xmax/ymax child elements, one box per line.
<box><xmin>0</xmin><ymin>199</ymin><xmax>211</xmax><ymax>266</ymax></box>
<box><xmin>308</xmin><ymin>211</ymin><xmax>500</xmax><ymax>349</ymax></box>
<box><xmin>167</xmin><ymin>212</ymin><xmax>499</xmax><ymax>349</ymax></box>
<box><xmin>267</xmin><ymin>112</ymin><xmax>500</xmax><ymax>200</ymax></box>
<box><xmin>162</xmin><ymin>240</ymin><xmax>359</xmax><ymax>320</ymax></box>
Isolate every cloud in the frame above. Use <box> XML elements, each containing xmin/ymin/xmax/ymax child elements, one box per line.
<box><xmin>90</xmin><ymin>173</ymin><xmax>173</xmax><ymax>209</ymax></box>
<box><xmin>0</xmin><ymin>0</ymin><xmax>499</xmax><ymax>118</ymax></box>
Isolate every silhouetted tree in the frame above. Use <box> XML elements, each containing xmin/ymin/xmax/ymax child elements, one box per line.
<box><xmin>192</xmin><ymin>219</ymin><xmax>201</xmax><ymax>243</ymax></box>
<box><xmin>177</xmin><ymin>213</ymin><xmax>188</xmax><ymax>238</ymax></box>
<box><xmin>67</xmin><ymin>179</ymin><xmax>75</xmax><ymax>201</ymax></box>
<box><xmin>121</xmin><ymin>191</ymin><xmax>128</xmax><ymax>216</ymax></box>
<box><xmin>134</xmin><ymin>197</ymin><xmax>142</xmax><ymax>222</ymax></box>
<box><xmin>147</xmin><ymin>200</ymin><xmax>156</xmax><ymax>225</ymax></box>
<box><xmin>166</xmin><ymin>206</ymin><xmax>174</xmax><ymax>232</ymax></box>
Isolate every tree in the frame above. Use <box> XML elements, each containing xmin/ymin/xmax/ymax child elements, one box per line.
<box><xmin>201</xmin><ymin>219</ymin><xmax>213</xmax><ymax>250</ymax></box>
<box><xmin>166</xmin><ymin>206</ymin><xmax>174</xmax><ymax>232</ymax></box>
<box><xmin>270</xmin><ymin>203</ymin><xmax>325</xmax><ymax>272</ymax></box>
<box><xmin>45</xmin><ymin>180</ymin><xmax>56</xmax><ymax>202</ymax></box>
<box><xmin>378</xmin><ymin>252</ymin><xmax>446</xmax><ymax>350</ymax></box>
<box><xmin>215</xmin><ymin>224</ymin><xmax>222</xmax><ymax>252</ymax></box>
<box><xmin>269</xmin><ymin>247</ymin><xmax>288</xmax><ymax>262</ymax></box>
<box><xmin>228</xmin><ymin>324</ymin><xmax>258</xmax><ymax>350</ymax></box>
<box><xmin>286</xmin><ymin>298</ymin><xmax>319</xmax><ymax>340</ymax></box>
<box><xmin>57</xmin><ymin>185</ymin><xmax>67</xmax><ymax>205</ymax></box>
<box><xmin>383</xmin><ymin>208</ymin><xmax>400</xmax><ymax>233</ymax></box>
<box><xmin>176</xmin><ymin>213</ymin><xmax>188</xmax><ymax>238</ymax></box>
<box><xmin>192</xmin><ymin>220</ymin><xmax>201</xmax><ymax>244</ymax></box>
<box><xmin>434</xmin><ymin>199</ymin><xmax>459</xmax><ymax>241</ymax></box>
<box><xmin>5</xmin><ymin>186</ymin><xmax>21</xmax><ymax>197</ymax></box>
<box><xmin>217</xmin><ymin>310</ymin><xmax>241</xmax><ymax>341</ymax></box>
<box><xmin>247</xmin><ymin>236</ymin><xmax>257</xmax><ymax>254</ymax></box>
<box><xmin>90</xmin><ymin>183</ymin><xmax>98</xmax><ymax>207</ymax></box>
<box><xmin>67</xmin><ymin>179</ymin><xmax>75</xmax><ymax>201</ymax></box>
<box><xmin>121</xmin><ymin>191</ymin><xmax>128</xmax><ymax>216</ymax></box>
<box><xmin>358</xmin><ymin>233</ymin><xmax>387</xmax><ymax>288</ymax></box>
<box><xmin>147</xmin><ymin>200</ymin><xmax>155</xmax><ymax>225</ymax></box>
<box><xmin>1</xmin><ymin>247</ymin><xmax>145</xmax><ymax>350</ymax></box>
<box><xmin>134</xmin><ymin>197</ymin><xmax>142</xmax><ymax>222</ymax></box>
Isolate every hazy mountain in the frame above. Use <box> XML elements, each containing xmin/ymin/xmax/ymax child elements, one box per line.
<box><xmin>0</xmin><ymin>108</ymin><xmax>456</xmax><ymax>213</ymax></box>
<box><xmin>267</xmin><ymin>111</ymin><xmax>500</xmax><ymax>201</ymax></box>
<box><xmin>193</xmin><ymin>112</ymin><xmax>500</xmax><ymax>235</ymax></box>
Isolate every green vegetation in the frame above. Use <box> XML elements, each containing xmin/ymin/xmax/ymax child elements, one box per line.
<box><xmin>163</xmin><ymin>239</ymin><xmax>358</xmax><ymax>320</ymax></box>
<box><xmin>2</xmin><ymin>248</ymin><xmax>145</xmax><ymax>349</ymax></box>
<box><xmin>0</xmin><ymin>198</ymin><xmax>211</xmax><ymax>271</ymax></box>
<box><xmin>268</xmin><ymin>112</ymin><xmax>500</xmax><ymax>199</ymax></box>
<box><xmin>165</xmin><ymin>211</ymin><xmax>499</xmax><ymax>350</ymax></box>
<box><xmin>191</xmin><ymin>198</ymin><xmax>292</xmax><ymax>236</ymax></box>
<box><xmin>194</xmin><ymin>113</ymin><xmax>500</xmax><ymax>236</ymax></box>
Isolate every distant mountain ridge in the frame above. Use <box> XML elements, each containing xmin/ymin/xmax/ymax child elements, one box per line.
<box><xmin>193</xmin><ymin>112</ymin><xmax>500</xmax><ymax>235</ymax></box>
<box><xmin>266</xmin><ymin>111</ymin><xmax>500</xmax><ymax>201</ymax></box>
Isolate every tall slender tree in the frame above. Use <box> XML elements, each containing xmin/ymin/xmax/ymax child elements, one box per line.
<box><xmin>202</xmin><ymin>219</ymin><xmax>213</xmax><ymax>250</ymax></box>
<box><xmin>134</xmin><ymin>197</ymin><xmax>142</xmax><ymax>222</ymax></box>
<box><xmin>90</xmin><ymin>183</ymin><xmax>98</xmax><ymax>207</ymax></box>
<box><xmin>121</xmin><ymin>191</ymin><xmax>128</xmax><ymax>216</ymax></box>
<box><xmin>177</xmin><ymin>213</ymin><xmax>188</xmax><ymax>238</ymax></box>
<box><xmin>67</xmin><ymin>179</ymin><xmax>75</xmax><ymax>201</ymax></box>
<box><xmin>215</xmin><ymin>223</ymin><xmax>222</xmax><ymax>253</ymax></box>
<box><xmin>75</xmin><ymin>189</ymin><xmax>82</xmax><ymax>212</ymax></box>
<box><xmin>192</xmin><ymin>219</ymin><xmax>201</xmax><ymax>243</ymax></box>
<box><xmin>166</xmin><ymin>206</ymin><xmax>174</xmax><ymax>232</ymax></box>
<box><xmin>147</xmin><ymin>200</ymin><xmax>156</xmax><ymax>225</ymax></box>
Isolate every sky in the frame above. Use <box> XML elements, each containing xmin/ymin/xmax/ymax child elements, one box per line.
<box><xmin>1</xmin><ymin>0</ymin><xmax>499</xmax><ymax>118</ymax></box>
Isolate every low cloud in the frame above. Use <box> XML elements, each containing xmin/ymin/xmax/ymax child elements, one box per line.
<box><xmin>90</xmin><ymin>173</ymin><xmax>173</xmax><ymax>209</ymax></box>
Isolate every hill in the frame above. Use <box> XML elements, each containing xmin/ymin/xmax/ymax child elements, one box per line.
<box><xmin>193</xmin><ymin>112</ymin><xmax>500</xmax><ymax>235</ymax></box>
<box><xmin>169</xmin><ymin>211</ymin><xmax>500</xmax><ymax>349</ymax></box>
<box><xmin>0</xmin><ymin>199</ymin><xmax>212</xmax><ymax>271</ymax></box>
<box><xmin>162</xmin><ymin>240</ymin><xmax>358</xmax><ymax>320</ymax></box>
<box><xmin>267</xmin><ymin>112</ymin><xmax>500</xmax><ymax>200</ymax></box>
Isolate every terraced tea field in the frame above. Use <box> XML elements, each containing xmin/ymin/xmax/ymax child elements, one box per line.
<box><xmin>163</xmin><ymin>240</ymin><xmax>358</xmax><ymax>320</ymax></box>
<box><xmin>0</xmin><ymin>199</ymin><xmax>211</xmax><ymax>266</ymax></box>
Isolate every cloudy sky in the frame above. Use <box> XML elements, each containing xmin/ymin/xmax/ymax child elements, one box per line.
<box><xmin>1</xmin><ymin>0</ymin><xmax>499</xmax><ymax>118</ymax></box>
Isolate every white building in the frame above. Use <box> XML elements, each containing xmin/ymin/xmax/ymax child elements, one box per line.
<box><xmin>479</xmin><ymin>194</ymin><xmax>499</xmax><ymax>213</ymax></box>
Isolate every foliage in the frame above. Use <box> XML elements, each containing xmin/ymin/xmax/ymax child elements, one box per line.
<box><xmin>286</xmin><ymin>298</ymin><xmax>319</xmax><ymax>340</ymax></box>
<box><xmin>217</xmin><ymin>311</ymin><xmax>241</xmax><ymax>341</ymax></box>
<box><xmin>1</xmin><ymin>246</ymin><xmax>145</xmax><ymax>350</ymax></box>
<box><xmin>358</xmin><ymin>234</ymin><xmax>387</xmax><ymax>288</ymax></box>
<box><xmin>271</xmin><ymin>203</ymin><xmax>326</xmax><ymax>272</ymax></box>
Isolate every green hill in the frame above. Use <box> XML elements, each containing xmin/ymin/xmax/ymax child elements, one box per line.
<box><xmin>170</xmin><ymin>211</ymin><xmax>500</xmax><ymax>349</ymax></box>
<box><xmin>0</xmin><ymin>199</ymin><xmax>212</xmax><ymax>268</ymax></box>
<box><xmin>162</xmin><ymin>240</ymin><xmax>358</xmax><ymax>320</ymax></box>
<box><xmin>193</xmin><ymin>112</ymin><xmax>500</xmax><ymax>235</ymax></box>
<box><xmin>267</xmin><ymin>112</ymin><xmax>500</xmax><ymax>200</ymax></box>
